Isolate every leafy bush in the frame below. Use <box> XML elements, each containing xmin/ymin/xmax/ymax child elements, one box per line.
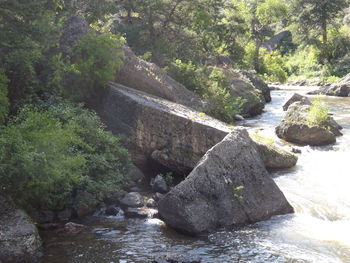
<box><xmin>306</xmin><ymin>97</ymin><xmax>330</xmax><ymax>127</ymax></box>
<box><xmin>64</xmin><ymin>30</ymin><xmax>125</xmax><ymax>101</ymax></box>
<box><xmin>0</xmin><ymin>102</ymin><xmax>130</xmax><ymax>210</ymax></box>
<box><xmin>0</xmin><ymin>70</ymin><xmax>9</xmax><ymax>124</ymax></box>
<box><xmin>205</xmin><ymin>69</ymin><xmax>246</xmax><ymax>123</ymax></box>
<box><xmin>261</xmin><ymin>51</ymin><xmax>288</xmax><ymax>83</ymax></box>
<box><xmin>169</xmin><ymin>59</ymin><xmax>206</xmax><ymax>95</ymax></box>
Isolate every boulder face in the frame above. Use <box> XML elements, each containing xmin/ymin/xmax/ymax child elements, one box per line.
<box><xmin>93</xmin><ymin>83</ymin><xmax>296</xmax><ymax>173</ymax></box>
<box><xmin>276</xmin><ymin>102</ymin><xmax>342</xmax><ymax>146</ymax></box>
<box><xmin>116</xmin><ymin>46</ymin><xmax>204</xmax><ymax>110</ymax></box>
<box><xmin>0</xmin><ymin>196</ymin><xmax>42</xmax><ymax>263</ymax></box>
<box><xmin>241</xmin><ymin>71</ymin><xmax>271</xmax><ymax>103</ymax></box>
<box><xmin>282</xmin><ymin>93</ymin><xmax>311</xmax><ymax>111</ymax></box>
<box><xmin>158</xmin><ymin>129</ymin><xmax>294</xmax><ymax>236</ymax></box>
<box><xmin>219</xmin><ymin>68</ymin><xmax>266</xmax><ymax>117</ymax></box>
<box><xmin>93</xmin><ymin>83</ymin><xmax>230</xmax><ymax>173</ymax></box>
<box><xmin>255</xmin><ymin>142</ymin><xmax>298</xmax><ymax>169</ymax></box>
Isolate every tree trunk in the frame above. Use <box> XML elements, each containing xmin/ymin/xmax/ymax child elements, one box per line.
<box><xmin>321</xmin><ymin>18</ymin><xmax>328</xmax><ymax>63</ymax></box>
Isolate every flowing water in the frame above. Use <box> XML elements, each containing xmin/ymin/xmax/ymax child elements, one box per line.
<box><xmin>40</xmin><ymin>86</ymin><xmax>350</xmax><ymax>263</ymax></box>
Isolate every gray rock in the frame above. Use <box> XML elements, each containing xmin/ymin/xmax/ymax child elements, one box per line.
<box><xmin>0</xmin><ymin>196</ymin><xmax>42</xmax><ymax>263</ymax></box>
<box><xmin>276</xmin><ymin>102</ymin><xmax>342</xmax><ymax>146</ymax></box>
<box><xmin>120</xmin><ymin>192</ymin><xmax>143</xmax><ymax>208</ymax></box>
<box><xmin>59</xmin><ymin>14</ymin><xmax>88</xmax><ymax>55</ymax></box>
<box><xmin>241</xmin><ymin>70</ymin><xmax>271</xmax><ymax>103</ymax></box>
<box><xmin>129</xmin><ymin>164</ymin><xmax>145</xmax><ymax>183</ymax></box>
<box><xmin>220</xmin><ymin>69</ymin><xmax>266</xmax><ymax>117</ymax></box>
<box><xmin>93</xmin><ymin>84</ymin><xmax>295</xmax><ymax>174</ymax></box>
<box><xmin>255</xmin><ymin>142</ymin><xmax>298</xmax><ymax>169</ymax></box>
<box><xmin>234</xmin><ymin>114</ymin><xmax>245</xmax><ymax>121</ymax></box>
<box><xmin>310</xmin><ymin>73</ymin><xmax>350</xmax><ymax>97</ymax></box>
<box><xmin>282</xmin><ymin>93</ymin><xmax>311</xmax><ymax>111</ymax></box>
<box><xmin>116</xmin><ymin>46</ymin><xmax>204</xmax><ymax>110</ymax></box>
<box><xmin>158</xmin><ymin>129</ymin><xmax>293</xmax><ymax>235</ymax></box>
<box><xmin>151</xmin><ymin>175</ymin><xmax>169</xmax><ymax>194</ymax></box>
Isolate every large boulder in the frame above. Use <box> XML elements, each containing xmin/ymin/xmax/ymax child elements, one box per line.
<box><xmin>93</xmin><ymin>83</ymin><xmax>230</xmax><ymax>173</ymax></box>
<box><xmin>276</xmin><ymin>102</ymin><xmax>342</xmax><ymax>146</ymax></box>
<box><xmin>158</xmin><ymin>129</ymin><xmax>294</xmax><ymax>235</ymax></box>
<box><xmin>241</xmin><ymin>71</ymin><xmax>271</xmax><ymax>103</ymax></box>
<box><xmin>220</xmin><ymin>68</ymin><xmax>266</xmax><ymax>117</ymax></box>
<box><xmin>282</xmin><ymin>93</ymin><xmax>311</xmax><ymax>111</ymax></box>
<box><xmin>0</xmin><ymin>196</ymin><xmax>42</xmax><ymax>263</ymax></box>
<box><xmin>93</xmin><ymin>83</ymin><xmax>295</xmax><ymax>173</ymax></box>
<box><xmin>116</xmin><ymin>46</ymin><xmax>204</xmax><ymax>110</ymax></box>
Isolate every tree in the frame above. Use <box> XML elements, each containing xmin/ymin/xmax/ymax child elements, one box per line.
<box><xmin>235</xmin><ymin>0</ymin><xmax>288</xmax><ymax>71</ymax></box>
<box><xmin>295</xmin><ymin>0</ymin><xmax>349</xmax><ymax>62</ymax></box>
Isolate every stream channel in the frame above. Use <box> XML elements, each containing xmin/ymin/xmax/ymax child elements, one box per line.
<box><xmin>40</xmin><ymin>86</ymin><xmax>350</xmax><ymax>263</ymax></box>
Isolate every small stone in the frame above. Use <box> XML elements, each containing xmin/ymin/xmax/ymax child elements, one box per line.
<box><xmin>120</xmin><ymin>192</ymin><xmax>143</xmax><ymax>208</ymax></box>
<box><xmin>151</xmin><ymin>175</ymin><xmax>169</xmax><ymax>194</ymax></box>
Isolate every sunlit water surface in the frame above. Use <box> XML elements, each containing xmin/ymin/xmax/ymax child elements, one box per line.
<box><xmin>40</xmin><ymin>86</ymin><xmax>350</xmax><ymax>263</ymax></box>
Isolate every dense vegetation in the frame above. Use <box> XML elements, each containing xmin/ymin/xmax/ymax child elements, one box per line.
<box><xmin>1</xmin><ymin>0</ymin><xmax>350</xmax><ymax>212</ymax></box>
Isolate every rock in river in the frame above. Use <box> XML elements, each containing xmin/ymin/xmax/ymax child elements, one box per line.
<box><xmin>276</xmin><ymin>102</ymin><xmax>342</xmax><ymax>146</ymax></box>
<box><xmin>158</xmin><ymin>129</ymin><xmax>294</xmax><ymax>235</ymax></box>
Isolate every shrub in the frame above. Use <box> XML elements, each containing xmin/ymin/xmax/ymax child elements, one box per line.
<box><xmin>261</xmin><ymin>51</ymin><xmax>288</xmax><ymax>83</ymax></box>
<box><xmin>0</xmin><ymin>70</ymin><xmax>9</xmax><ymax>124</ymax></box>
<box><xmin>64</xmin><ymin>30</ymin><xmax>125</xmax><ymax>101</ymax></box>
<box><xmin>0</xmin><ymin>102</ymin><xmax>130</xmax><ymax>211</ymax></box>
<box><xmin>306</xmin><ymin>97</ymin><xmax>330</xmax><ymax>127</ymax></box>
<box><xmin>205</xmin><ymin>69</ymin><xmax>246</xmax><ymax>123</ymax></box>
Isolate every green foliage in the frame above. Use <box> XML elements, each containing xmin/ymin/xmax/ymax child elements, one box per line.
<box><xmin>0</xmin><ymin>103</ymin><xmax>130</xmax><ymax>210</ymax></box>
<box><xmin>306</xmin><ymin>97</ymin><xmax>330</xmax><ymax>127</ymax></box>
<box><xmin>64</xmin><ymin>30</ymin><xmax>124</xmax><ymax>101</ymax></box>
<box><xmin>261</xmin><ymin>51</ymin><xmax>288</xmax><ymax>83</ymax></box>
<box><xmin>205</xmin><ymin>69</ymin><xmax>246</xmax><ymax>123</ymax></box>
<box><xmin>169</xmin><ymin>59</ymin><xmax>205</xmax><ymax>95</ymax></box>
<box><xmin>0</xmin><ymin>70</ymin><xmax>9</xmax><ymax>124</ymax></box>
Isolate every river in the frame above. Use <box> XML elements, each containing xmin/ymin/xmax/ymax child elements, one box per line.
<box><xmin>40</xmin><ymin>86</ymin><xmax>350</xmax><ymax>263</ymax></box>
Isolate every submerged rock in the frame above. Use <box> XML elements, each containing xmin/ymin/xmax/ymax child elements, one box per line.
<box><xmin>0</xmin><ymin>196</ymin><xmax>42</xmax><ymax>263</ymax></box>
<box><xmin>158</xmin><ymin>129</ymin><xmax>293</xmax><ymax>236</ymax></box>
<box><xmin>276</xmin><ymin>102</ymin><xmax>342</xmax><ymax>146</ymax></box>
